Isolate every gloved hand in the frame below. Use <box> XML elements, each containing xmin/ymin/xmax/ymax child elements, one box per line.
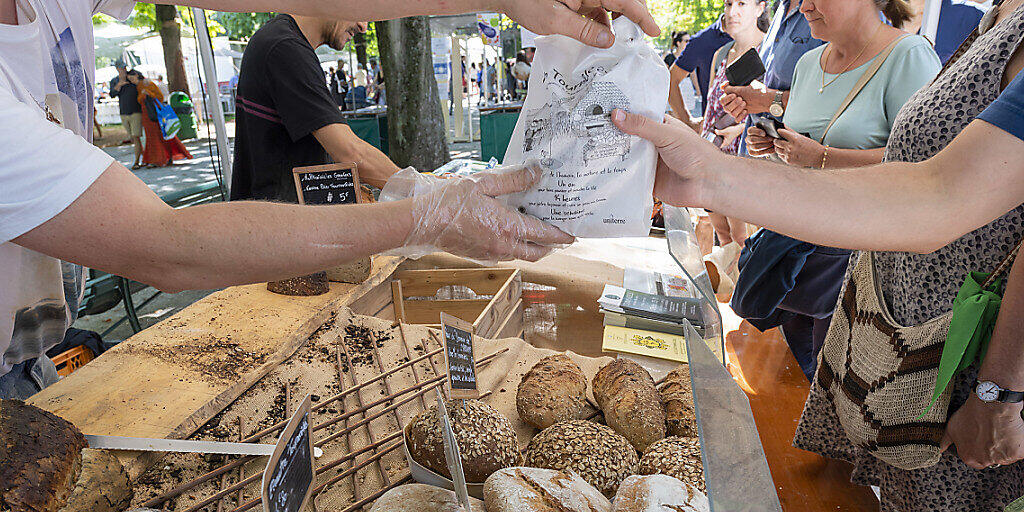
<box><xmin>380</xmin><ymin>160</ymin><xmax>575</xmax><ymax>262</ymax></box>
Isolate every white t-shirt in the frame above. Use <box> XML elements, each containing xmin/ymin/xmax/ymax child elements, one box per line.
<box><xmin>0</xmin><ymin>0</ymin><xmax>131</xmax><ymax>376</ymax></box>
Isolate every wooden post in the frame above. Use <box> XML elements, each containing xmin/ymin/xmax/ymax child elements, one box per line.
<box><xmin>390</xmin><ymin>280</ymin><xmax>406</xmax><ymax>323</ymax></box>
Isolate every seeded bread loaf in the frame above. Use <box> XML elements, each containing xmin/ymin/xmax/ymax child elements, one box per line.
<box><xmin>1</xmin><ymin>400</ymin><xmax>87</xmax><ymax>512</ymax></box>
<box><xmin>368</xmin><ymin>483</ymin><xmax>485</xmax><ymax>512</ymax></box>
<box><xmin>325</xmin><ymin>257</ymin><xmax>372</xmax><ymax>284</ymax></box>
<box><xmin>592</xmin><ymin>359</ymin><xmax>667</xmax><ymax>452</ymax></box>
<box><xmin>612</xmin><ymin>474</ymin><xmax>709</xmax><ymax>512</ymax></box>
<box><xmin>516</xmin><ymin>354</ymin><xmax>588</xmax><ymax>430</ymax></box>
<box><xmin>523</xmin><ymin>420</ymin><xmax>638</xmax><ymax>498</ymax></box>
<box><xmin>639</xmin><ymin>437</ymin><xmax>704</xmax><ymax>492</ymax></box>
<box><xmin>405</xmin><ymin>399</ymin><xmax>521</xmax><ymax>483</ymax></box>
<box><xmin>659</xmin><ymin>365</ymin><xmax>697</xmax><ymax>437</ymax></box>
<box><xmin>266</xmin><ymin>272</ymin><xmax>329</xmax><ymax>296</ymax></box>
<box><xmin>484</xmin><ymin>467</ymin><xmax>612</xmax><ymax>512</ymax></box>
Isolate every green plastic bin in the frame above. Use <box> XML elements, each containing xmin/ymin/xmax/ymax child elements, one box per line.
<box><xmin>169</xmin><ymin>91</ymin><xmax>198</xmax><ymax>140</ymax></box>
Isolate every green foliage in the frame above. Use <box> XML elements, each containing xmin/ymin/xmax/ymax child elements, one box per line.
<box><xmin>649</xmin><ymin>0</ymin><xmax>726</xmax><ymax>48</ymax></box>
<box><xmin>127</xmin><ymin>4</ymin><xmax>225</xmax><ymax>37</ymax></box>
<box><xmin>212</xmin><ymin>12</ymin><xmax>275</xmax><ymax>41</ymax></box>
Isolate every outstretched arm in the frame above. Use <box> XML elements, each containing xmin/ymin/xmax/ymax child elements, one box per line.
<box><xmin>612</xmin><ymin>110</ymin><xmax>1024</xmax><ymax>253</ymax></box>
<box><xmin>175</xmin><ymin>0</ymin><xmax>660</xmax><ymax>48</ymax></box>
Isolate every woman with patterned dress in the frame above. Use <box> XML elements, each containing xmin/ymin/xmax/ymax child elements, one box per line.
<box><xmin>127</xmin><ymin>70</ymin><xmax>192</xmax><ymax>168</ymax></box>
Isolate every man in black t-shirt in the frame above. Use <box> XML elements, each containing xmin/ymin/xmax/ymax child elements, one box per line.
<box><xmin>108</xmin><ymin>61</ymin><xmax>143</xmax><ymax>169</ymax></box>
<box><xmin>231</xmin><ymin>14</ymin><xmax>401</xmax><ymax>202</ymax></box>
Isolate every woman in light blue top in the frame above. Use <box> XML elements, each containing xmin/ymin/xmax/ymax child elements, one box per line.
<box><xmin>748</xmin><ymin>0</ymin><xmax>940</xmax><ymax>168</ymax></box>
<box><xmin>741</xmin><ymin>0</ymin><xmax>940</xmax><ymax>380</ymax></box>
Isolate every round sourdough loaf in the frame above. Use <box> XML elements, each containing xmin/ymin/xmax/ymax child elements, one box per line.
<box><xmin>523</xmin><ymin>420</ymin><xmax>638</xmax><ymax>497</ymax></box>
<box><xmin>405</xmin><ymin>399</ymin><xmax>520</xmax><ymax>483</ymax></box>
<box><xmin>612</xmin><ymin>474</ymin><xmax>709</xmax><ymax>512</ymax></box>
<box><xmin>516</xmin><ymin>354</ymin><xmax>588</xmax><ymax>430</ymax></box>
<box><xmin>639</xmin><ymin>436</ymin><xmax>704</xmax><ymax>492</ymax></box>
<box><xmin>368</xmin><ymin>483</ymin><xmax>485</xmax><ymax>512</ymax></box>
<box><xmin>484</xmin><ymin>467</ymin><xmax>612</xmax><ymax>512</ymax></box>
<box><xmin>659</xmin><ymin>365</ymin><xmax>697</xmax><ymax>437</ymax></box>
<box><xmin>1</xmin><ymin>400</ymin><xmax>87</xmax><ymax>512</ymax></box>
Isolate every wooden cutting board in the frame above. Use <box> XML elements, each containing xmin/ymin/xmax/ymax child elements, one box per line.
<box><xmin>28</xmin><ymin>256</ymin><xmax>403</xmax><ymax>479</ymax></box>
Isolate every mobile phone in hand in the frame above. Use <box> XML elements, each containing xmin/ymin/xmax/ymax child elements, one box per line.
<box><xmin>725</xmin><ymin>48</ymin><xmax>766</xmax><ymax>87</ymax></box>
<box><xmin>754</xmin><ymin>117</ymin><xmax>785</xmax><ymax>139</ymax></box>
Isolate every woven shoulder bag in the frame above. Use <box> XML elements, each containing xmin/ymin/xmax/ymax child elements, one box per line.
<box><xmin>818</xmin><ymin>243</ymin><xmax>1021</xmax><ymax>470</ymax></box>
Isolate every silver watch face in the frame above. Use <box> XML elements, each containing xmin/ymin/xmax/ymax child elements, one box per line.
<box><xmin>769</xmin><ymin>103</ymin><xmax>784</xmax><ymax>117</ymax></box>
<box><xmin>977</xmin><ymin>381</ymin><xmax>1001</xmax><ymax>402</ymax></box>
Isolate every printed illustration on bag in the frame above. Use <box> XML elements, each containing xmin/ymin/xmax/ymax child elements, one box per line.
<box><xmin>521</xmin><ymin>68</ymin><xmax>630</xmax><ymax>166</ymax></box>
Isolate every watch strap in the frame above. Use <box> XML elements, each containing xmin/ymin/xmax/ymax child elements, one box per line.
<box><xmin>999</xmin><ymin>389</ymin><xmax>1024</xmax><ymax>403</ymax></box>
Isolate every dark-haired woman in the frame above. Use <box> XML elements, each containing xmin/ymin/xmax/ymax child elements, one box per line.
<box><xmin>127</xmin><ymin>71</ymin><xmax>192</xmax><ymax>168</ymax></box>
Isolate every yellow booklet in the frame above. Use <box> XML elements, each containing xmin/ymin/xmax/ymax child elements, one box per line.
<box><xmin>602</xmin><ymin>325</ymin><xmax>688</xmax><ymax>363</ymax></box>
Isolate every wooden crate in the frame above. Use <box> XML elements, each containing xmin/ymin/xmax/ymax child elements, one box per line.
<box><xmin>391</xmin><ymin>268</ymin><xmax>523</xmax><ymax>339</ymax></box>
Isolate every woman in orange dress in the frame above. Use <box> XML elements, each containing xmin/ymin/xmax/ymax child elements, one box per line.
<box><xmin>127</xmin><ymin>70</ymin><xmax>192</xmax><ymax>167</ymax></box>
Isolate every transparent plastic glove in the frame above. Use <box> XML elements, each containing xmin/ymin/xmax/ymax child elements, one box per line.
<box><xmin>380</xmin><ymin>160</ymin><xmax>575</xmax><ymax>262</ymax></box>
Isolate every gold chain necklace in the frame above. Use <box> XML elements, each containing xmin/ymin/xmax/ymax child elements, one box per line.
<box><xmin>819</xmin><ymin>23</ymin><xmax>884</xmax><ymax>94</ymax></box>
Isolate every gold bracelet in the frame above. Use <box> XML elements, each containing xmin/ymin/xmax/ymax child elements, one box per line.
<box><xmin>821</xmin><ymin>145</ymin><xmax>829</xmax><ymax>169</ymax></box>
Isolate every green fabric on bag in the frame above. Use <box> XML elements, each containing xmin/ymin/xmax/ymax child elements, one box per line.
<box><xmin>919</xmin><ymin>272</ymin><xmax>1005</xmax><ymax>418</ymax></box>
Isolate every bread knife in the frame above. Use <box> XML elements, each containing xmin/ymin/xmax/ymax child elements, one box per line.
<box><xmin>436</xmin><ymin>394</ymin><xmax>473</xmax><ymax>511</ymax></box>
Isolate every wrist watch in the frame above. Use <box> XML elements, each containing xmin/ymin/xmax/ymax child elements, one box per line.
<box><xmin>975</xmin><ymin>380</ymin><xmax>1024</xmax><ymax>403</ymax></box>
<box><xmin>769</xmin><ymin>90</ymin><xmax>785</xmax><ymax>117</ymax></box>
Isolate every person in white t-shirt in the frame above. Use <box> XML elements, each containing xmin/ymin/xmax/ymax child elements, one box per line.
<box><xmin>0</xmin><ymin>0</ymin><xmax>660</xmax><ymax>399</ymax></box>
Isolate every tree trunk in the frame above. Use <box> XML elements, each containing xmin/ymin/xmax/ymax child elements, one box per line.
<box><xmin>353</xmin><ymin>32</ymin><xmax>368</xmax><ymax>67</ymax></box>
<box><xmin>156</xmin><ymin>5</ymin><xmax>189</xmax><ymax>95</ymax></box>
<box><xmin>376</xmin><ymin>18</ymin><xmax>449</xmax><ymax>170</ymax></box>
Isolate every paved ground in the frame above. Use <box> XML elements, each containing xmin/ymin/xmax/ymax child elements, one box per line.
<box><xmin>74</xmin><ymin>127</ymin><xmax>481</xmax><ymax>342</ymax></box>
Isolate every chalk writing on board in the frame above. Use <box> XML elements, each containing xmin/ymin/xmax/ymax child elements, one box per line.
<box><xmin>263</xmin><ymin>396</ymin><xmax>315</xmax><ymax>512</ymax></box>
<box><xmin>441</xmin><ymin>313</ymin><xmax>478</xmax><ymax>399</ymax></box>
<box><xmin>292</xmin><ymin>163</ymin><xmax>360</xmax><ymax>206</ymax></box>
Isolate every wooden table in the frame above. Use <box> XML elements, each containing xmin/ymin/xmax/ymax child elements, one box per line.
<box><xmin>722</xmin><ymin>308</ymin><xmax>880</xmax><ymax>511</ymax></box>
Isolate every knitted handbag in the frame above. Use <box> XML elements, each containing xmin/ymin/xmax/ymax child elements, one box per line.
<box><xmin>818</xmin><ymin>243</ymin><xmax>1021</xmax><ymax>470</ymax></box>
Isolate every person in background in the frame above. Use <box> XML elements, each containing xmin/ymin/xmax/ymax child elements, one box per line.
<box><xmin>903</xmin><ymin>0</ymin><xmax>985</xmax><ymax>63</ymax></box>
<box><xmin>153</xmin><ymin>74</ymin><xmax>170</xmax><ymax>99</ymax></box>
<box><xmin>668</xmin><ymin>15</ymin><xmax>732</xmax><ymax>128</ymax></box>
<box><xmin>745</xmin><ymin>0</ymin><xmax>940</xmax><ymax>381</ymax></box>
<box><xmin>697</xmin><ymin>0</ymin><xmax>769</xmax><ymax>253</ymax></box>
<box><xmin>718</xmin><ymin>0</ymin><xmax>824</xmax><ymax>158</ymax></box>
<box><xmin>108</xmin><ymin>61</ymin><xmax>143</xmax><ymax>169</ymax></box>
<box><xmin>230</xmin><ymin>14</ymin><xmax>402</xmax><ymax>202</ymax></box>
<box><xmin>664</xmin><ymin>30</ymin><xmax>690</xmax><ymax>66</ymax></box>
<box><xmin>512</xmin><ymin>50</ymin><xmax>532</xmax><ymax>95</ymax></box>
<box><xmin>129</xmin><ymin>70</ymin><xmax>193</xmax><ymax>168</ymax></box>
<box><xmin>336</xmin><ymin>60</ymin><xmax>350</xmax><ymax>107</ymax></box>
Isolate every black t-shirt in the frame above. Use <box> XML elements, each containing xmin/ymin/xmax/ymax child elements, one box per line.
<box><xmin>230</xmin><ymin>14</ymin><xmax>345</xmax><ymax>202</ymax></box>
<box><xmin>109</xmin><ymin>76</ymin><xmax>141</xmax><ymax>115</ymax></box>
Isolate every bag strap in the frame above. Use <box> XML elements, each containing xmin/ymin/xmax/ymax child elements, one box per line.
<box><xmin>819</xmin><ymin>34</ymin><xmax>911</xmax><ymax>144</ymax></box>
<box><xmin>711</xmin><ymin>41</ymin><xmax>736</xmax><ymax>79</ymax></box>
<box><xmin>983</xmin><ymin>238</ymin><xmax>1024</xmax><ymax>287</ymax></box>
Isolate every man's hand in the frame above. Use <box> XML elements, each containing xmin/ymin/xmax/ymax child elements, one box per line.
<box><xmin>720</xmin><ymin>82</ymin><xmax>773</xmax><ymax>122</ymax></box>
<box><xmin>498</xmin><ymin>0</ymin><xmax>659</xmax><ymax>48</ymax></box>
<box><xmin>611</xmin><ymin>109</ymin><xmax>719</xmax><ymax>207</ymax></box>
<box><xmin>941</xmin><ymin>396</ymin><xmax>1024</xmax><ymax>470</ymax></box>
<box><xmin>715</xmin><ymin>123</ymin><xmax>744</xmax><ymax>150</ymax></box>
<box><xmin>382</xmin><ymin>162</ymin><xmax>575</xmax><ymax>262</ymax></box>
<box><xmin>746</xmin><ymin>125</ymin><xmax>777</xmax><ymax>158</ymax></box>
<box><xmin>773</xmin><ymin>128</ymin><xmax>825</xmax><ymax>168</ymax></box>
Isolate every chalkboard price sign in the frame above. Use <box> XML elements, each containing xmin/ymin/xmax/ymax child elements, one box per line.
<box><xmin>440</xmin><ymin>313</ymin><xmax>479</xmax><ymax>399</ymax></box>
<box><xmin>292</xmin><ymin>162</ymin><xmax>362</xmax><ymax>206</ymax></box>
<box><xmin>262</xmin><ymin>395</ymin><xmax>315</xmax><ymax>512</ymax></box>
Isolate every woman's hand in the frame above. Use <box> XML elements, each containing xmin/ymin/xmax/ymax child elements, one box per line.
<box><xmin>720</xmin><ymin>82</ymin><xmax>772</xmax><ymax>122</ymax></box>
<box><xmin>611</xmin><ymin>109</ymin><xmax>722</xmax><ymax>207</ymax></box>
<box><xmin>715</xmin><ymin>123</ymin><xmax>744</xmax><ymax>150</ymax></box>
<box><xmin>941</xmin><ymin>396</ymin><xmax>1024</xmax><ymax>470</ymax></box>
<box><xmin>773</xmin><ymin>128</ymin><xmax>825</xmax><ymax>168</ymax></box>
<box><xmin>746</xmin><ymin>125</ymin><xmax>777</xmax><ymax>158</ymax></box>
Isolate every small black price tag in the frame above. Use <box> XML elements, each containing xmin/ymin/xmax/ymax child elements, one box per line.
<box><xmin>262</xmin><ymin>395</ymin><xmax>315</xmax><ymax>512</ymax></box>
<box><xmin>292</xmin><ymin>162</ymin><xmax>361</xmax><ymax>206</ymax></box>
<box><xmin>440</xmin><ymin>313</ymin><xmax>479</xmax><ymax>400</ymax></box>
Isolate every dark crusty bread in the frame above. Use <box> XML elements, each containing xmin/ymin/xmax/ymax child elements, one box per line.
<box><xmin>58</xmin><ymin>449</ymin><xmax>132</xmax><ymax>512</ymax></box>
<box><xmin>516</xmin><ymin>354</ymin><xmax>588</xmax><ymax>430</ymax></box>
<box><xmin>659</xmin><ymin>365</ymin><xmax>697</xmax><ymax>437</ymax></box>
<box><xmin>592</xmin><ymin>359</ymin><xmax>666</xmax><ymax>452</ymax></box>
<box><xmin>523</xmin><ymin>420</ymin><xmax>638</xmax><ymax>498</ymax></box>
<box><xmin>612</xmin><ymin>474</ymin><xmax>709</xmax><ymax>512</ymax></box>
<box><xmin>1</xmin><ymin>400</ymin><xmax>87</xmax><ymax>512</ymax></box>
<box><xmin>266</xmin><ymin>272</ymin><xmax>329</xmax><ymax>296</ymax></box>
<box><xmin>484</xmin><ymin>467</ymin><xmax>612</xmax><ymax>512</ymax></box>
<box><xmin>404</xmin><ymin>399</ymin><xmax>520</xmax><ymax>483</ymax></box>
<box><xmin>638</xmin><ymin>436</ymin><xmax>704</xmax><ymax>492</ymax></box>
<box><xmin>368</xmin><ymin>483</ymin><xmax>485</xmax><ymax>512</ymax></box>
